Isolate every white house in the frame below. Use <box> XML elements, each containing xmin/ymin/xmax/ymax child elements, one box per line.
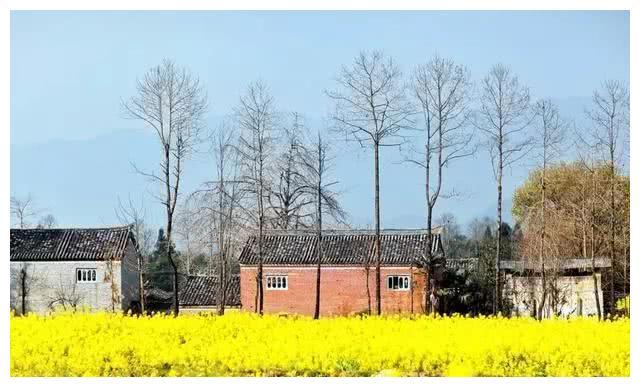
<box><xmin>501</xmin><ymin>257</ymin><xmax>611</xmax><ymax>318</ymax></box>
<box><xmin>10</xmin><ymin>226</ymin><xmax>142</xmax><ymax>314</ymax></box>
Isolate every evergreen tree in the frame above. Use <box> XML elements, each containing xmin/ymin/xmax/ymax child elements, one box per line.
<box><xmin>147</xmin><ymin>228</ymin><xmax>180</xmax><ymax>291</ymax></box>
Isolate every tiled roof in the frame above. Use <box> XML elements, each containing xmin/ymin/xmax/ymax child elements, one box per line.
<box><xmin>10</xmin><ymin>226</ymin><xmax>132</xmax><ymax>261</ymax></box>
<box><xmin>144</xmin><ymin>288</ymin><xmax>174</xmax><ymax>302</ymax></box>
<box><xmin>238</xmin><ymin>229</ymin><xmax>443</xmax><ymax>266</ymax></box>
<box><xmin>446</xmin><ymin>257</ymin><xmax>479</xmax><ymax>271</ymax></box>
<box><xmin>179</xmin><ymin>275</ymin><xmax>241</xmax><ymax>307</ymax></box>
<box><xmin>500</xmin><ymin>257</ymin><xmax>612</xmax><ymax>272</ymax></box>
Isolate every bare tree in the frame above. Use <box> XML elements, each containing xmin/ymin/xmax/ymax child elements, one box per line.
<box><xmin>47</xmin><ymin>277</ymin><xmax>81</xmax><ymax>312</ymax></box>
<box><xmin>531</xmin><ymin>99</ymin><xmax>567</xmax><ymax>319</ymax></box>
<box><xmin>36</xmin><ymin>214</ymin><xmax>57</xmax><ymax>229</ymax></box>
<box><xmin>407</xmin><ymin>55</ymin><xmax>474</xmax><ymax>313</ymax></box>
<box><xmin>585</xmin><ymin>80</ymin><xmax>629</xmax><ymax>312</ymax></box>
<box><xmin>235</xmin><ymin>80</ymin><xmax>277</xmax><ymax>315</ymax></box>
<box><xmin>188</xmin><ymin>121</ymin><xmax>245</xmax><ymax>315</ymax></box>
<box><xmin>299</xmin><ymin>129</ymin><xmax>347</xmax><ymax>319</ymax></box>
<box><xmin>122</xmin><ymin>58</ymin><xmax>208</xmax><ymax>316</ymax></box>
<box><xmin>11</xmin><ymin>263</ymin><xmax>42</xmax><ymax>315</ymax></box>
<box><xmin>268</xmin><ymin>113</ymin><xmax>313</xmax><ymax>229</ymax></box>
<box><xmin>327</xmin><ymin>50</ymin><xmax>413</xmax><ymax>315</ymax></box>
<box><xmin>474</xmin><ymin>64</ymin><xmax>533</xmax><ymax>314</ymax></box>
<box><xmin>115</xmin><ymin>195</ymin><xmax>153</xmax><ymax>314</ymax></box>
<box><xmin>10</xmin><ymin>194</ymin><xmax>40</xmax><ymax>229</ymax></box>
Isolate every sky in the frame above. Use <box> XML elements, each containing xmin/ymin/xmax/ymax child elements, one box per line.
<box><xmin>10</xmin><ymin>11</ymin><xmax>630</xmax><ymax>235</ymax></box>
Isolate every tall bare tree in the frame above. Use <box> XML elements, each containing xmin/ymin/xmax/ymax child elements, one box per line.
<box><xmin>407</xmin><ymin>55</ymin><xmax>474</xmax><ymax>314</ymax></box>
<box><xmin>474</xmin><ymin>64</ymin><xmax>533</xmax><ymax>314</ymax></box>
<box><xmin>327</xmin><ymin>50</ymin><xmax>412</xmax><ymax>315</ymax></box>
<box><xmin>10</xmin><ymin>194</ymin><xmax>40</xmax><ymax>229</ymax></box>
<box><xmin>585</xmin><ymin>80</ymin><xmax>629</xmax><ymax>311</ymax></box>
<box><xmin>123</xmin><ymin>59</ymin><xmax>207</xmax><ymax>315</ymax></box>
<box><xmin>574</xmin><ymin>147</ymin><xmax>603</xmax><ymax>319</ymax></box>
<box><xmin>188</xmin><ymin>121</ymin><xmax>245</xmax><ymax>315</ymax></box>
<box><xmin>530</xmin><ymin>99</ymin><xmax>567</xmax><ymax>319</ymax></box>
<box><xmin>235</xmin><ymin>80</ymin><xmax>277</xmax><ymax>315</ymax></box>
<box><xmin>268</xmin><ymin>113</ymin><xmax>313</xmax><ymax>229</ymax></box>
<box><xmin>299</xmin><ymin>129</ymin><xmax>347</xmax><ymax>319</ymax></box>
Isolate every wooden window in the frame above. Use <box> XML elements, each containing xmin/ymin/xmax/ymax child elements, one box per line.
<box><xmin>387</xmin><ymin>275</ymin><xmax>410</xmax><ymax>291</ymax></box>
<box><xmin>76</xmin><ymin>268</ymin><xmax>97</xmax><ymax>283</ymax></box>
<box><xmin>266</xmin><ymin>275</ymin><xmax>288</xmax><ymax>290</ymax></box>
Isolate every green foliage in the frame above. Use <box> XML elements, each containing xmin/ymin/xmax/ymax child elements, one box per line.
<box><xmin>146</xmin><ymin>228</ymin><xmax>180</xmax><ymax>291</ymax></box>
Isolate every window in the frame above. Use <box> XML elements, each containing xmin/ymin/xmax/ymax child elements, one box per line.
<box><xmin>387</xmin><ymin>275</ymin><xmax>410</xmax><ymax>290</ymax></box>
<box><xmin>76</xmin><ymin>268</ymin><xmax>97</xmax><ymax>283</ymax></box>
<box><xmin>266</xmin><ymin>275</ymin><xmax>288</xmax><ymax>290</ymax></box>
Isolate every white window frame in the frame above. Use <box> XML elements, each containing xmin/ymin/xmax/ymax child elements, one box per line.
<box><xmin>76</xmin><ymin>268</ymin><xmax>97</xmax><ymax>283</ymax></box>
<box><xmin>387</xmin><ymin>275</ymin><xmax>410</xmax><ymax>291</ymax></box>
<box><xmin>266</xmin><ymin>275</ymin><xmax>288</xmax><ymax>290</ymax></box>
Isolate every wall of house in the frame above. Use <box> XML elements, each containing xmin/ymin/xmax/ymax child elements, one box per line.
<box><xmin>9</xmin><ymin>260</ymin><xmax>124</xmax><ymax>314</ymax></box>
<box><xmin>240</xmin><ymin>265</ymin><xmax>428</xmax><ymax>316</ymax></box>
<box><xmin>505</xmin><ymin>272</ymin><xmax>604</xmax><ymax>318</ymax></box>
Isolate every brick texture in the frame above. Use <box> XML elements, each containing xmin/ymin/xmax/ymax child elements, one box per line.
<box><xmin>240</xmin><ymin>265</ymin><xmax>428</xmax><ymax>316</ymax></box>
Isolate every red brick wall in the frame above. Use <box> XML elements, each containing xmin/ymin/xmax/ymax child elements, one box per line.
<box><xmin>240</xmin><ymin>265</ymin><xmax>428</xmax><ymax>316</ymax></box>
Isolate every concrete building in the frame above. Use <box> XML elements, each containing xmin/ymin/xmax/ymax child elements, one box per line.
<box><xmin>10</xmin><ymin>226</ymin><xmax>142</xmax><ymax>314</ymax></box>
<box><xmin>238</xmin><ymin>229</ymin><xmax>443</xmax><ymax>316</ymax></box>
<box><xmin>501</xmin><ymin>257</ymin><xmax>611</xmax><ymax>317</ymax></box>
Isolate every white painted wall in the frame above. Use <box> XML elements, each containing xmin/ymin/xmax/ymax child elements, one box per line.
<box><xmin>505</xmin><ymin>273</ymin><xmax>604</xmax><ymax>318</ymax></box>
<box><xmin>10</xmin><ymin>241</ymin><xmax>142</xmax><ymax>314</ymax></box>
<box><xmin>10</xmin><ymin>260</ymin><xmax>123</xmax><ymax>313</ymax></box>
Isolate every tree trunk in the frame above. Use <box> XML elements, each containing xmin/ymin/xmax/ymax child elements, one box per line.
<box><xmin>139</xmin><ymin>264</ymin><xmax>145</xmax><ymax>314</ymax></box>
<box><xmin>590</xmin><ymin>168</ymin><xmax>602</xmax><ymax>320</ymax></box>
<box><xmin>314</xmin><ymin>179</ymin><xmax>323</xmax><ymax>319</ymax></box>
<box><xmin>257</xmin><ymin>217</ymin><xmax>264</xmax><ymax>315</ymax></box>
<box><xmin>609</xmin><ymin>158</ymin><xmax>616</xmax><ymax>314</ymax></box>
<box><xmin>218</xmin><ymin>173</ymin><xmax>227</xmax><ymax>316</ymax></box>
<box><xmin>537</xmin><ymin>163</ymin><xmax>547</xmax><ymax>320</ymax></box>
<box><xmin>374</xmin><ymin>142</ymin><xmax>382</xmax><ymax>315</ymax></box>
<box><xmin>20</xmin><ymin>268</ymin><xmax>26</xmax><ymax>316</ymax></box>
<box><xmin>257</xmin><ymin>147</ymin><xmax>265</xmax><ymax>315</ymax></box>
<box><xmin>424</xmin><ymin>140</ymin><xmax>434</xmax><ymax>315</ymax></box>
<box><xmin>495</xmin><ymin>144</ymin><xmax>503</xmax><ymax>315</ymax></box>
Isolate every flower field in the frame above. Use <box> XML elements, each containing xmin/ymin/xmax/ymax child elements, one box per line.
<box><xmin>10</xmin><ymin>312</ymin><xmax>629</xmax><ymax>377</ymax></box>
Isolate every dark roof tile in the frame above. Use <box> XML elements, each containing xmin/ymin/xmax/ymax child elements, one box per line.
<box><xmin>10</xmin><ymin>226</ymin><xmax>132</xmax><ymax>261</ymax></box>
<box><xmin>179</xmin><ymin>275</ymin><xmax>241</xmax><ymax>307</ymax></box>
<box><xmin>238</xmin><ymin>229</ymin><xmax>442</xmax><ymax>266</ymax></box>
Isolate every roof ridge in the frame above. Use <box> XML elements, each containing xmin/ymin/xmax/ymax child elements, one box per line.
<box><xmin>261</xmin><ymin>228</ymin><xmax>442</xmax><ymax>235</ymax></box>
<box><xmin>10</xmin><ymin>225</ymin><xmax>130</xmax><ymax>232</ymax></box>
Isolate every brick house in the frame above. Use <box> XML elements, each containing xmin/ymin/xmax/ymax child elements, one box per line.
<box><xmin>238</xmin><ymin>229</ymin><xmax>443</xmax><ymax>316</ymax></box>
<box><xmin>10</xmin><ymin>226</ymin><xmax>142</xmax><ymax>314</ymax></box>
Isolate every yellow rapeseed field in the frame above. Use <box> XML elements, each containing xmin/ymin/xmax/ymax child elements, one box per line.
<box><xmin>10</xmin><ymin>311</ymin><xmax>629</xmax><ymax>377</ymax></box>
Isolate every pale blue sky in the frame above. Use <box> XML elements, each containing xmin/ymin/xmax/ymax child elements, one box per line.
<box><xmin>10</xmin><ymin>11</ymin><xmax>630</xmax><ymax>233</ymax></box>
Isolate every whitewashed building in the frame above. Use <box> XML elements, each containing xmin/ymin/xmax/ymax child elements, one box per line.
<box><xmin>501</xmin><ymin>258</ymin><xmax>611</xmax><ymax>318</ymax></box>
<box><xmin>10</xmin><ymin>226</ymin><xmax>142</xmax><ymax>314</ymax></box>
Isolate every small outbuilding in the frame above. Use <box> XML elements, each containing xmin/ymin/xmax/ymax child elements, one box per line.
<box><xmin>501</xmin><ymin>257</ymin><xmax>611</xmax><ymax>317</ymax></box>
<box><xmin>179</xmin><ymin>275</ymin><xmax>241</xmax><ymax>313</ymax></box>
